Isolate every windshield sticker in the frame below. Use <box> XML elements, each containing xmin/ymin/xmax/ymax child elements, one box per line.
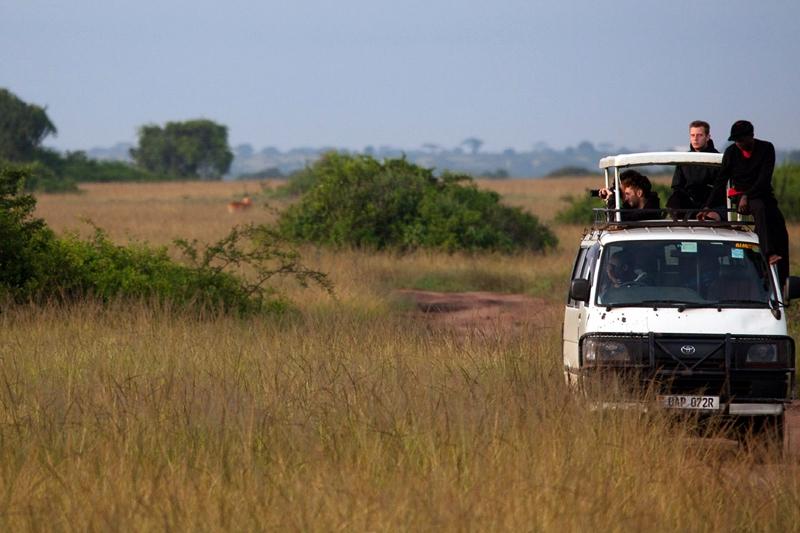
<box><xmin>731</xmin><ymin>248</ymin><xmax>745</xmax><ymax>259</ymax></box>
<box><xmin>680</xmin><ymin>242</ymin><xmax>697</xmax><ymax>253</ymax></box>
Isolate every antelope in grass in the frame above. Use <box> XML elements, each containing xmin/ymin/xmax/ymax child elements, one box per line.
<box><xmin>227</xmin><ymin>195</ymin><xmax>253</xmax><ymax>213</ymax></box>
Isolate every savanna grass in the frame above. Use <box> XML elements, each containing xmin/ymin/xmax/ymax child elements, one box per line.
<box><xmin>0</xmin><ymin>301</ymin><xmax>798</xmax><ymax>531</ymax></box>
<box><xmin>10</xmin><ymin>175</ymin><xmax>800</xmax><ymax>530</ymax></box>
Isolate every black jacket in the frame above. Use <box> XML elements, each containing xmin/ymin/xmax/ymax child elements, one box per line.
<box><xmin>670</xmin><ymin>139</ymin><xmax>724</xmax><ymax>208</ymax></box>
<box><xmin>607</xmin><ymin>191</ymin><xmax>661</xmax><ymax>221</ymax></box>
<box><xmin>705</xmin><ymin>138</ymin><xmax>776</xmax><ymax>207</ymax></box>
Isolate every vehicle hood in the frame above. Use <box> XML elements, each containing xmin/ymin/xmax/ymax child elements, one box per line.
<box><xmin>584</xmin><ymin>306</ymin><xmax>786</xmax><ymax>336</ymax></box>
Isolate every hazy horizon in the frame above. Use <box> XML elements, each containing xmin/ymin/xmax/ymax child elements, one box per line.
<box><xmin>4</xmin><ymin>1</ymin><xmax>799</xmax><ymax>153</ymax></box>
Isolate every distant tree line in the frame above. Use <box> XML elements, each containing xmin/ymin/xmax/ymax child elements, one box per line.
<box><xmin>0</xmin><ymin>88</ymin><xmax>233</xmax><ymax>191</ymax></box>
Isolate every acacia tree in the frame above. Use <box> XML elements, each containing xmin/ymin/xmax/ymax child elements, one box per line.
<box><xmin>130</xmin><ymin>119</ymin><xmax>233</xmax><ymax>179</ymax></box>
<box><xmin>0</xmin><ymin>88</ymin><xmax>57</xmax><ymax>162</ymax></box>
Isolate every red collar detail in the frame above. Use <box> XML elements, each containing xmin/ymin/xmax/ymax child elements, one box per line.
<box><xmin>739</xmin><ymin>146</ymin><xmax>752</xmax><ymax>158</ymax></box>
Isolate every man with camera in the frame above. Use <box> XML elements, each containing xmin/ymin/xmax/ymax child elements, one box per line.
<box><xmin>596</xmin><ymin>169</ymin><xmax>661</xmax><ymax>221</ymax></box>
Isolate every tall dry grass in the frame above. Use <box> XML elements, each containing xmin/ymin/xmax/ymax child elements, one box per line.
<box><xmin>3</xmin><ymin>177</ymin><xmax>796</xmax><ymax>530</ymax></box>
<box><xmin>1</xmin><ymin>302</ymin><xmax>798</xmax><ymax>530</ymax></box>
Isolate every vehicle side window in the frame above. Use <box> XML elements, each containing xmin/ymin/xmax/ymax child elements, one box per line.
<box><xmin>582</xmin><ymin>243</ymin><xmax>600</xmax><ymax>282</ymax></box>
<box><xmin>567</xmin><ymin>247</ymin><xmax>588</xmax><ymax>306</ymax></box>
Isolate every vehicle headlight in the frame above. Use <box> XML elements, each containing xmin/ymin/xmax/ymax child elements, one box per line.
<box><xmin>734</xmin><ymin>338</ymin><xmax>793</xmax><ymax>368</ymax></box>
<box><xmin>745</xmin><ymin>343</ymin><xmax>778</xmax><ymax>364</ymax></box>
<box><xmin>583</xmin><ymin>337</ymin><xmax>634</xmax><ymax>365</ymax></box>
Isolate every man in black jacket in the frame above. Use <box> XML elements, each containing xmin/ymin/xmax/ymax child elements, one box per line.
<box><xmin>598</xmin><ymin>169</ymin><xmax>661</xmax><ymax>221</ymax></box>
<box><xmin>667</xmin><ymin>120</ymin><xmax>725</xmax><ymax>218</ymax></box>
<box><xmin>702</xmin><ymin>120</ymin><xmax>789</xmax><ymax>288</ymax></box>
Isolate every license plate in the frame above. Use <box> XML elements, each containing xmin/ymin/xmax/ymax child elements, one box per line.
<box><xmin>658</xmin><ymin>395</ymin><xmax>720</xmax><ymax>411</ymax></box>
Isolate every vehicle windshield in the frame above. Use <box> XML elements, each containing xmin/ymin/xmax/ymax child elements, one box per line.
<box><xmin>596</xmin><ymin>240</ymin><xmax>773</xmax><ymax>308</ymax></box>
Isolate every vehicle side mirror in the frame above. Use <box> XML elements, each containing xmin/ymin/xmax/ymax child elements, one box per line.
<box><xmin>785</xmin><ymin>276</ymin><xmax>800</xmax><ymax>303</ymax></box>
<box><xmin>570</xmin><ymin>279</ymin><xmax>591</xmax><ymax>302</ymax></box>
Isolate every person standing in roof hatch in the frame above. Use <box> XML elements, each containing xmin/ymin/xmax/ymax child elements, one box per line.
<box><xmin>666</xmin><ymin>120</ymin><xmax>725</xmax><ymax>219</ymax></box>
<box><xmin>701</xmin><ymin>120</ymin><xmax>789</xmax><ymax>289</ymax></box>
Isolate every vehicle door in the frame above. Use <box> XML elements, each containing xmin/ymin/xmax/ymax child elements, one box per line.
<box><xmin>563</xmin><ymin>243</ymin><xmax>599</xmax><ymax>373</ymax></box>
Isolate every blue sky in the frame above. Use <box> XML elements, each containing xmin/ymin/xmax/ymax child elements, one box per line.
<box><xmin>2</xmin><ymin>0</ymin><xmax>799</xmax><ymax>152</ymax></box>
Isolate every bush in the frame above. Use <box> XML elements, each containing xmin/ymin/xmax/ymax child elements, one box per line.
<box><xmin>277</xmin><ymin>153</ymin><xmax>557</xmax><ymax>253</ymax></box>
<box><xmin>268</xmin><ymin>162</ymin><xmax>326</xmax><ymax>198</ymax></box>
<box><xmin>546</xmin><ymin>166</ymin><xmax>593</xmax><ymax>177</ymax></box>
<box><xmin>480</xmin><ymin>168</ymin><xmax>510</xmax><ymax>179</ymax></box>
<box><xmin>554</xmin><ymin>193</ymin><xmax>605</xmax><ymax>225</ymax></box>
<box><xmin>0</xmin><ymin>164</ymin><xmax>54</xmax><ymax>293</ymax></box>
<box><xmin>237</xmin><ymin>167</ymin><xmax>284</xmax><ymax>180</ymax></box>
<box><xmin>0</xmin><ymin>165</ymin><xmax>331</xmax><ymax>314</ymax></box>
<box><xmin>774</xmin><ymin>163</ymin><xmax>800</xmax><ymax>221</ymax></box>
<box><xmin>0</xmin><ymin>159</ymin><xmax>79</xmax><ymax>193</ymax></box>
<box><xmin>37</xmin><ymin>149</ymin><xmax>172</xmax><ymax>183</ymax></box>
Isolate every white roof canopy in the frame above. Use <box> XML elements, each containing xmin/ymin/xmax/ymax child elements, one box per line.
<box><xmin>599</xmin><ymin>151</ymin><xmax>723</xmax><ymax>169</ymax></box>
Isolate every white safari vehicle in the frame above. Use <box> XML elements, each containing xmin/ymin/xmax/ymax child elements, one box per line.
<box><xmin>563</xmin><ymin>152</ymin><xmax>799</xmax><ymax>442</ymax></box>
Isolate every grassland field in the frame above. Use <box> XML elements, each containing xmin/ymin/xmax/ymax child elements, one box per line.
<box><xmin>0</xmin><ymin>176</ymin><xmax>797</xmax><ymax>530</ymax></box>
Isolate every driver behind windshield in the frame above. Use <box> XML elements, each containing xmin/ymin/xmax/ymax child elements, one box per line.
<box><xmin>604</xmin><ymin>250</ymin><xmax>651</xmax><ymax>288</ymax></box>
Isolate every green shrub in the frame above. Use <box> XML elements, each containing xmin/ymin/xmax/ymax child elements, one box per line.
<box><xmin>0</xmin><ymin>165</ymin><xmax>330</xmax><ymax>314</ymax></box>
<box><xmin>277</xmin><ymin>153</ymin><xmax>557</xmax><ymax>253</ymax></box>
<box><xmin>0</xmin><ymin>159</ymin><xmax>79</xmax><ymax>193</ymax></box>
<box><xmin>555</xmin><ymin>193</ymin><xmax>605</xmax><ymax>225</ymax></box>
<box><xmin>545</xmin><ymin>166</ymin><xmax>593</xmax><ymax>177</ymax></box>
<box><xmin>480</xmin><ymin>168</ymin><xmax>510</xmax><ymax>179</ymax></box>
<box><xmin>40</xmin><ymin>149</ymin><xmax>173</xmax><ymax>183</ymax></box>
<box><xmin>0</xmin><ymin>164</ymin><xmax>55</xmax><ymax>295</ymax></box>
<box><xmin>774</xmin><ymin>163</ymin><xmax>800</xmax><ymax>221</ymax></box>
<box><xmin>268</xmin><ymin>160</ymin><xmax>328</xmax><ymax>198</ymax></box>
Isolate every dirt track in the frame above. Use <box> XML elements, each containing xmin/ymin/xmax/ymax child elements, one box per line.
<box><xmin>396</xmin><ymin>289</ymin><xmax>554</xmax><ymax>335</ymax></box>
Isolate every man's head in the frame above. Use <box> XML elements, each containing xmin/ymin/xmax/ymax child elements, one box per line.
<box><xmin>607</xmin><ymin>250</ymin><xmax>636</xmax><ymax>285</ymax></box>
<box><xmin>619</xmin><ymin>169</ymin><xmax>652</xmax><ymax>209</ymax></box>
<box><xmin>728</xmin><ymin>120</ymin><xmax>755</xmax><ymax>150</ymax></box>
<box><xmin>689</xmin><ymin>120</ymin><xmax>710</xmax><ymax>151</ymax></box>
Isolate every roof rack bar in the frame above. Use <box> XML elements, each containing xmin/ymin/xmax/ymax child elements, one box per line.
<box><xmin>590</xmin><ymin>208</ymin><xmax>756</xmax><ymax>230</ymax></box>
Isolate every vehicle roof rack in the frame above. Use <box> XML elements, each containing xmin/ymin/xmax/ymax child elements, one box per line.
<box><xmin>591</xmin><ymin>208</ymin><xmax>756</xmax><ymax>231</ymax></box>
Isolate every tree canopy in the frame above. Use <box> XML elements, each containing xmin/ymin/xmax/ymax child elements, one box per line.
<box><xmin>0</xmin><ymin>88</ymin><xmax>57</xmax><ymax>162</ymax></box>
<box><xmin>130</xmin><ymin>119</ymin><xmax>233</xmax><ymax>179</ymax></box>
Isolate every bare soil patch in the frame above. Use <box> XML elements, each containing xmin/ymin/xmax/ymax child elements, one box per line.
<box><xmin>396</xmin><ymin>289</ymin><xmax>554</xmax><ymax>335</ymax></box>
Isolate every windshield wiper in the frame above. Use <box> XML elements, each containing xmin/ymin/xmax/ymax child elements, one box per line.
<box><xmin>637</xmin><ymin>300</ymin><xmax>709</xmax><ymax>312</ymax></box>
<box><xmin>604</xmin><ymin>300</ymin><xmax>706</xmax><ymax>311</ymax></box>
<box><xmin>713</xmin><ymin>299</ymin><xmax>769</xmax><ymax>308</ymax></box>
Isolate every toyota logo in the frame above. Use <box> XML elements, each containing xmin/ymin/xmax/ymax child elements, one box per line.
<box><xmin>680</xmin><ymin>345</ymin><xmax>696</xmax><ymax>355</ymax></box>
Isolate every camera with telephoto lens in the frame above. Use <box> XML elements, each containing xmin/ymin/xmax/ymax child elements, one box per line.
<box><xmin>589</xmin><ymin>188</ymin><xmax>613</xmax><ymax>198</ymax></box>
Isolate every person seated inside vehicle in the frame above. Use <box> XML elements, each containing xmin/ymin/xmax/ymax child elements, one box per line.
<box><xmin>604</xmin><ymin>250</ymin><xmax>652</xmax><ymax>289</ymax></box>
<box><xmin>597</xmin><ymin>170</ymin><xmax>661</xmax><ymax>221</ymax></box>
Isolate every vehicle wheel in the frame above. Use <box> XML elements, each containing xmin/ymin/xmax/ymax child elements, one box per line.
<box><xmin>784</xmin><ymin>401</ymin><xmax>800</xmax><ymax>460</ymax></box>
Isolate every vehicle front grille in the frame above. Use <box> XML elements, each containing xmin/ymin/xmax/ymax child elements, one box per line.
<box><xmin>642</xmin><ymin>334</ymin><xmax>792</xmax><ymax>401</ymax></box>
